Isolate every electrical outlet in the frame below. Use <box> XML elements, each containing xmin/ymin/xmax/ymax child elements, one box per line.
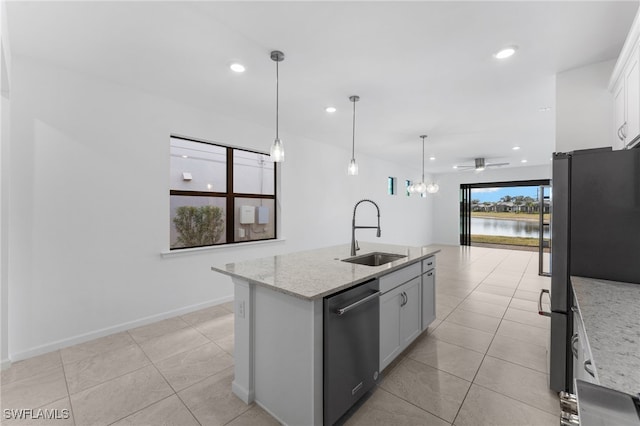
<box><xmin>238</xmin><ymin>301</ymin><xmax>245</xmax><ymax>318</ymax></box>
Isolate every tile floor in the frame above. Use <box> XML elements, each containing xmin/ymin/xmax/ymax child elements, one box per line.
<box><xmin>1</xmin><ymin>245</ymin><xmax>558</xmax><ymax>425</ymax></box>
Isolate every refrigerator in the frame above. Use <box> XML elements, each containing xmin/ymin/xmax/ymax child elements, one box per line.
<box><xmin>549</xmin><ymin>146</ymin><xmax>640</xmax><ymax>393</ymax></box>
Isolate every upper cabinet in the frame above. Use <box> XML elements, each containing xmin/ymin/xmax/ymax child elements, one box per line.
<box><xmin>610</xmin><ymin>11</ymin><xmax>640</xmax><ymax>150</ymax></box>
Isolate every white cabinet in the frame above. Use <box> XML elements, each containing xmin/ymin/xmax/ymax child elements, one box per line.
<box><xmin>571</xmin><ymin>306</ymin><xmax>598</xmax><ymax>386</ymax></box>
<box><xmin>421</xmin><ymin>268</ymin><xmax>436</xmax><ymax>330</ymax></box>
<box><xmin>380</xmin><ymin>276</ymin><xmax>422</xmax><ymax>371</ymax></box>
<box><xmin>610</xmin><ymin>14</ymin><xmax>640</xmax><ymax>149</ymax></box>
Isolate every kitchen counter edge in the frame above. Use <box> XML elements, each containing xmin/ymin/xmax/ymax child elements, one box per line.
<box><xmin>211</xmin><ymin>243</ymin><xmax>440</xmax><ymax>301</ymax></box>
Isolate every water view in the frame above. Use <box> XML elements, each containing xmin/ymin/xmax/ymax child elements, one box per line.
<box><xmin>469</xmin><ymin>185</ymin><xmax>550</xmax><ymax>248</ymax></box>
<box><xmin>471</xmin><ymin>217</ymin><xmax>549</xmax><ymax>238</ymax></box>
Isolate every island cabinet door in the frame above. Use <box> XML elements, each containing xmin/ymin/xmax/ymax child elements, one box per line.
<box><xmin>380</xmin><ymin>286</ymin><xmax>403</xmax><ymax>371</ymax></box>
<box><xmin>399</xmin><ymin>277</ymin><xmax>422</xmax><ymax>348</ymax></box>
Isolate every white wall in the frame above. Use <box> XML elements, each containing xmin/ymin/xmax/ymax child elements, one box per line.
<box><xmin>1</xmin><ymin>0</ymin><xmax>12</xmax><ymax>369</ymax></box>
<box><xmin>6</xmin><ymin>55</ymin><xmax>432</xmax><ymax>360</ymax></box>
<box><xmin>556</xmin><ymin>59</ymin><xmax>615</xmax><ymax>152</ymax></box>
<box><xmin>431</xmin><ymin>165</ymin><xmax>552</xmax><ymax>246</ymax></box>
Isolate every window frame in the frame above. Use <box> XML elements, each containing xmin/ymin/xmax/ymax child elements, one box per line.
<box><xmin>169</xmin><ymin>135</ymin><xmax>277</xmax><ymax>250</ymax></box>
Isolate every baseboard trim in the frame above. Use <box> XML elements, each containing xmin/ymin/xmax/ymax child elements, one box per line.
<box><xmin>232</xmin><ymin>380</ymin><xmax>254</xmax><ymax>404</ymax></box>
<box><xmin>9</xmin><ymin>295</ymin><xmax>233</xmax><ymax>362</ymax></box>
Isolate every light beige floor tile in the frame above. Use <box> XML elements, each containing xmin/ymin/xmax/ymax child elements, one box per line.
<box><xmin>465</xmin><ymin>291</ymin><xmax>511</xmax><ymax>307</ymax></box>
<box><xmin>70</xmin><ymin>365</ymin><xmax>173</xmax><ymax>426</ymax></box>
<box><xmin>487</xmin><ymin>334</ymin><xmax>548</xmax><ymax>373</ymax></box>
<box><xmin>178</xmin><ymin>366</ymin><xmax>252</xmax><ymax>426</ymax></box>
<box><xmin>180</xmin><ymin>305</ymin><xmax>230</xmax><ymax>327</ymax></box>
<box><xmin>1</xmin><ymin>351</ymin><xmax>62</xmax><ymax>386</ymax></box>
<box><xmin>155</xmin><ymin>342</ymin><xmax>234</xmax><ymax>392</ymax></box>
<box><xmin>138</xmin><ymin>327</ymin><xmax>209</xmax><ymax>363</ymax></box>
<box><xmin>431</xmin><ymin>322</ymin><xmax>494</xmax><ymax>353</ymax></box>
<box><xmin>496</xmin><ymin>320</ymin><xmax>549</xmax><ymax>348</ymax></box>
<box><xmin>513</xmin><ymin>289</ymin><xmax>541</xmax><ymax>302</ymax></box>
<box><xmin>454</xmin><ymin>384</ymin><xmax>557</xmax><ymax>426</ymax></box>
<box><xmin>503</xmin><ymin>307</ymin><xmax>551</xmax><ymax>330</ymax></box>
<box><xmin>64</xmin><ymin>343</ymin><xmax>150</xmax><ymax>394</ymax></box>
<box><xmin>221</xmin><ymin>301</ymin><xmax>235</xmax><ymax>313</ymax></box>
<box><xmin>1</xmin><ymin>366</ymin><xmax>68</xmax><ymax>410</ymax></box>
<box><xmin>475</xmin><ymin>284</ymin><xmax>516</xmax><ymax>298</ymax></box>
<box><xmin>474</xmin><ymin>356</ymin><xmax>558</xmax><ymax>415</ymax></box>
<box><xmin>406</xmin><ymin>337</ymin><xmax>484</xmax><ymax>381</ymax></box>
<box><xmin>61</xmin><ymin>332</ymin><xmax>135</xmax><ymax>365</ymax></box>
<box><xmin>435</xmin><ymin>294</ymin><xmax>465</xmax><ymax>308</ymax></box>
<box><xmin>435</xmin><ymin>303</ymin><xmax>456</xmax><ymax>320</ymax></box>
<box><xmin>457</xmin><ymin>299</ymin><xmax>507</xmax><ymax>319</ymax></box>
<box><xmin>1</xmin><ymin>397</ymin><xmax>74</xmax><ymax>426</ymax></box>
<box><xmin>194</xmin><ymin>314</ymin><xmax>235</xmax><ymax>342</ymax></box>
<box><xmin>436</xmin><ymin>286</ymin><xmax>472</xmax><ymax>299</ymax></box>
<box><xmin>445</xmin><ymin>308</ymin><xmax>501</xmax><ymax>334</ymax></box>
<box><xmin>345</xmin><ymin>388</ymin><xmax>450</xmax><ymax>426</ymax></box>
<box><xmin>214</xmin><ymin>334</ymin><xmax>235</xmax><ymax>355</ymax></box>
<box><xmin>380</xmin><ymin>358</ymin><xmax>470</xmax><ymax>423</ymax></box>
<box><xmin>111</xmin><ymin>394</ymin><xmax>199</xmax><ymax>426</ymax></box>
<box><xmin>127</xmin><ymin>316</ymin><xmax>191</xmax><ymax>344</ymax></box>
<box><xmin>517</xmin><ymin>277</ymin><xmax>550</xmax><ymax>292</ymax></box>
<box><xmin>508</xmin><ymin>298</ymin><xmax>539</xmax><ymax>312</ymax></box>
<box><xmin>226</xmin><ymin>404</ymin><xmax>281</xmax><ymax>426</ymax></box>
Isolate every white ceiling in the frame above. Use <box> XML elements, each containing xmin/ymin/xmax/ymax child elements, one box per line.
<box><xmin>7</xmin><ymin>1</ymin><xmax>638</xmax><ymax>174</ymax></box>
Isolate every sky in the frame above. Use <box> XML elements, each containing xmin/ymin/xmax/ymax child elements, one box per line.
<box><xmin>471</xmin><ymin>186</ymin><xmax>540</xmax><ymax>203</ymax></box>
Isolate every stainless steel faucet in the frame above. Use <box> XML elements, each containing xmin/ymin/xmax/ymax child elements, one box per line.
<box><xmin>351</xmin><ymin>199</ymin><xmax>381</xmax><ymax>256</ymax></box>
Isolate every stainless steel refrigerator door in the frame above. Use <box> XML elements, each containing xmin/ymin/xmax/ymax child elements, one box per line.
<box><xmin>550</xmin><ymin>311</ymin><xmax>571</xmax><ymax>392</ymax></box>
<box><xmin>551</xmin><ymin>153</ymin><xmax>571</xmax><ymax>313</ymax></box>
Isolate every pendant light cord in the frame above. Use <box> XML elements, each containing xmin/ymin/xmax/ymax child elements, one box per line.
<box><xmin>352</xmin><ymin>99</ymin><xmax>356</xmax><ymax>158</ymax></box>
<box><xmin>275</xmin><ymin>60</ymin><xmax>279</xmax><ymax>140</ymax></box>
<box><xmin>421</xmin><ymin>136</ymin><xmax>425</xmax><ymax>182</ymax></box>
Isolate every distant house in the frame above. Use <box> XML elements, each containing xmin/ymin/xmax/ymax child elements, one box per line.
<box><xmin>496</xmin><ymin>201</ymin><xmax>514</xmax><ymax>212</ymax></box>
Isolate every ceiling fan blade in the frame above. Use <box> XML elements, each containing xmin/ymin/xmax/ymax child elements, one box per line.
<box><xmin>486</xmin><ymin>162</ymin><xmax>510</xmax><ymax>167</ymax></box>
<box><xmin>454</xmin><ymin>165</ymin><xmax>475</xmax><ymax>169</ymax></box>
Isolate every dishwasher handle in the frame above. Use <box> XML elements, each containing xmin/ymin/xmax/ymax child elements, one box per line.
<box><xmin>336</xmin><ymin>291</ymin><xmax>380</xmax><ymax>316</ymax></box>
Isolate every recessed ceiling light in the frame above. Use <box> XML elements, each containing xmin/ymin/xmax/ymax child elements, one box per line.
<box><xmin>512</xmin><ymin>146</ymin><xmax>520</xmax><ymax>151</ymax></box>
<box><xmin>539</xmin><ymin>107</ymin><xmax>552</xmax><ymax>112</ymax></box>
<box><xmin>429</xmin><ymin>156</ymin><xmax>436</xmax><ymax>161</ymax></box>
<box><xmin>494</xmin><ymin>46</ymin><xmax>518</xmax><ymax>59</ymax></box>
<box><xmin>325</xmin><ymin>106</ymin><xmax>337</xmax><ymax>113</ymax></box>
<box><xmin>230</xmin><ymin>63</ymin><xmax>246</xmax><ymax>73</ymax></box>
<box><xmin>453</xmin><ymin>165</ymin><xmax>458</xmax><ymax>169</ymax></box>
<box><xmin>521</xmin><ymin>159</ymin><xmax>528</xmax><ymax>163</ymax></box>
<box><xmin>182</xmin><ymin>155</ymin><xmax>188</xmax><ymax>158</ymax></box>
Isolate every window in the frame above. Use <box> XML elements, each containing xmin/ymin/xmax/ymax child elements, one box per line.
<box><xmin>388</xmin><ymin>177</ymin><xmax>397</xmax><ymax>195</ymax></box>
<box><xmin>169</xmin><ymin>136</ymin><xmax>276</xmax><ymax>249</ymax></box>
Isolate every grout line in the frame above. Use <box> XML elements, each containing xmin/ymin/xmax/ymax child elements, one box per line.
<box><xmin>472</xmin><ymin>381</ymin><xmax>559</xmax><ymax>417</ymax></box>
<box><xmin>105</xmin><ymin>392</ymin><xmax>178</xmax><ymax>426</ymax></box>
<box><xmin>57</xmin><ymin>351</ymin><xmax>77</xmax><ymax>426</ymax></box>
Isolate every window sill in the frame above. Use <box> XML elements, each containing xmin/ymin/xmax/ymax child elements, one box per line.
<box><xmin>161</xmin><ymin>238</ymin><xmax>287</xmax><ymax>258</ymax></box>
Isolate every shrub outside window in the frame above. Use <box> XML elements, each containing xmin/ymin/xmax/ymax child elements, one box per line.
<box><xmin>170</xmin><ymin>136</ymin><xmax>276</xmax><ymax>249</ymax></box>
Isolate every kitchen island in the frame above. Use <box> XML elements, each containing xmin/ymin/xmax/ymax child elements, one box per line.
<box><xmin>211</xmin><ymin>242</ymin><xmax>440</xmax><ymax>426</ymax></box>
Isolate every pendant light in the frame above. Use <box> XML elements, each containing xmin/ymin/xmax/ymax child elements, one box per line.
<box><xmin>409</xmin><ymin>135</ymin><xmax>439</xmax><ymax>195</ymax></box>
<box><xmin>348</xmin><ymin>95</ymin><xmax>360</xmax><ymax>175</ymax></box>
<box><xmin>269</xmin><ymin>50</ymin><xmax>285</xmax><ymax>162</ymax></box>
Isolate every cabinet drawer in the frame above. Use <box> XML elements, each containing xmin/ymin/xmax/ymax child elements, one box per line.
<box><xmin>379</xmin><ymin>262</ymin><xmax>421</xmax><ymax>294</ymax></box>
<box><xmin>422</xmin><ymin>256</ymin><xmax>435</xmax><ymax>272</ymax></box>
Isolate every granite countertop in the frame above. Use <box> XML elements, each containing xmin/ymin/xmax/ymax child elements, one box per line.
<box><xmin>571</xmin><ymin>276</ymin><xmax>640</xmax><ymax>396</ymax></box>
<box><xmin>212</xmin><ymin>242</ymin><xmax>440</xmax><ymax>300</ymax></box>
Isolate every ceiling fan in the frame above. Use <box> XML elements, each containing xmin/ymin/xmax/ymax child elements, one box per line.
<box><xmin>454</xmin><ymin>158</ymin><xmax>509</xmax><ymax>171</ymax></box>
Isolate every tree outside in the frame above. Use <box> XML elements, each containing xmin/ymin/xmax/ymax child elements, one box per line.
<box><xmin>173</xmin><ymin>205</ymin><xmax>225</xmax><ymax>248</ymax></box>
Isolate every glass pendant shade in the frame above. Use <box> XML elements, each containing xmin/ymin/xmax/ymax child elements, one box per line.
<box><xmin>426</xmin><ymin>182</ymin><xmax>439</xmax><ymax>193</ymax></box>
<box><xmin>348</xmin><ymin>158</ymin><xmax>358</xmax><ymax>175</ymax></box>
<box><xmin>270</xmin><ymin>138</ymin><xmax>284</xmax><ymax>162</ymax></box>
<box><xmin>414</xmin><ymin>181</ymin><xmax>427</xmax><ymax>194</ymax></box>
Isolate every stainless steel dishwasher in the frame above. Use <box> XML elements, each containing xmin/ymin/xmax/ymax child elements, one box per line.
<box><xmin>323</xmin><ymin>278</ymin><xmax>380</xmax><ymax>426</ymax></box>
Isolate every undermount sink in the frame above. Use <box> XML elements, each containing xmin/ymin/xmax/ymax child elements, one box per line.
<box><xmin>342</xmin><ymin>252</ymin><xmax>407</xmax><ymax>267</ymax></box>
